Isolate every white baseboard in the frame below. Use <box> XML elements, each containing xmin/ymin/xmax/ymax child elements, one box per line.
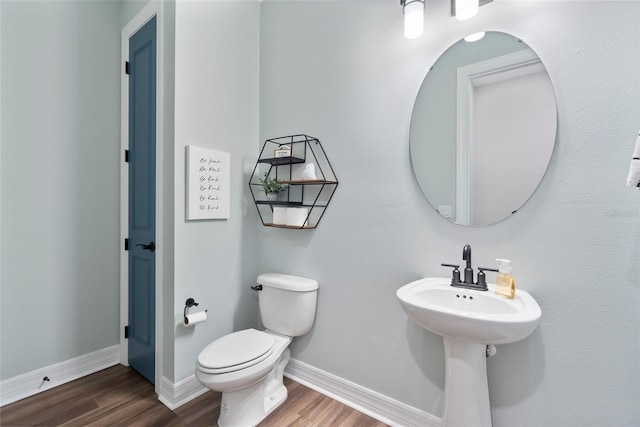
<box><xmin>284</xmin><ymin>358</ymin><xmax>441</xmax><ymax>427</ymax></box>
<box><xmin>0</xmin><ymin>345</ymin><xmax>120</xmax><ymax>407</ymax></box>
<box><xmin>155</xmin><ymin>358</ymin><xmax>442</xmax><ymax>426</ymax></box>
<box><xmin>4</xmin><ymin>347</ymin><xmax>438</xmax><ymax>426</ymax></box>
<box><xmin>157</xmin><ymin>374</ymin><xmax>207</xmax><ymax>410</ymax></box>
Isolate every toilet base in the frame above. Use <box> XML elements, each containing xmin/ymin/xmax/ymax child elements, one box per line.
<box><xmin>217</xmin><ymin>348</ymin><xmax>291</xmax><ymax>427</ymax></box>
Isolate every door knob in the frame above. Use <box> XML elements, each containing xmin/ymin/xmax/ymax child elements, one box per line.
<box><xmin>136</xmin><ymin>241</ymin><xmax>155</xmax><ymax>252</ymax></box>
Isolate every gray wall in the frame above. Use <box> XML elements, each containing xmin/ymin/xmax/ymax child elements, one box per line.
<box><xmin>0</xmin><ymin>0</ymin><xmax>261</xmax><ymax>386</ymax></box>
<box><xmin>171</xmin><ymin>0</ymin><xmax>261</xmax><ymax>383</ymax></box>
<box><xmin>1</xmin><ymin>0</ymin><xmax>122</xmax><ymax>380</ymax></box>
<box><xmin>161</xmin><ymin>0</ymin><xmax>178</xmax><ymax>386</ymax></box>
<box><xmin>259</xmin><ymin>1</ymin><xmax>639</xmax><ymax>425</ymax></box>
<box><xmin>121</xmin><ymin>0</ymin><xmax>150</xmax><ymax>27</ymax></box>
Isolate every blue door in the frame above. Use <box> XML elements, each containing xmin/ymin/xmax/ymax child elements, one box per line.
<box><xmin>128</xmin><ymin>16</ymin><xmax>156</xmax><ymax>384</ymax></box>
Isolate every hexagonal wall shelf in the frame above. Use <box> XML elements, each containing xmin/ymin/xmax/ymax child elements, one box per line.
<box><xmin>249</xmin><ymin>134</ymin><xmax>338</xmax><ymax>229</ymax></box>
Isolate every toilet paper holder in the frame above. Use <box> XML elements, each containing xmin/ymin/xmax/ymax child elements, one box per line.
<box><xmin>184</xmin><ymin>298</ymin><xmax>206</xmax><ymax>323</ymax></box>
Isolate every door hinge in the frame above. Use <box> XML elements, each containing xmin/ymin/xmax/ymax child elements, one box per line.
<box><xmin>124</xmin><ymin>326</ymin><xmax>129</xmax><ymax>339</ymax></box>
<box><xmin>125</xmin><ymin>61</ymin><xmax>131</xmax><ymax>75</ymax></box>
<box><xmin>125</xmin><ymin>149</ymin><xmax>130</xmax><ymax>163</ymax></box>
<box><xmin>124</xmin><ymin>238</ymin><xmax>129</xmax><ymax>251</ymax></box>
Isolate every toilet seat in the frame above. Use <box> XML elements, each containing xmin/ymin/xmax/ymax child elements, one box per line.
<box><xmin>197</xmin><ymin>329</ymin><xmax>276</xmax><ymax>374</ymax></box>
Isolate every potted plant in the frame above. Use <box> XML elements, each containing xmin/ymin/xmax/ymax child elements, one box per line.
<box><xmin>259</xmin><ymin>172</ymin><xmax>287</xmax><ymax>200</ymax></box>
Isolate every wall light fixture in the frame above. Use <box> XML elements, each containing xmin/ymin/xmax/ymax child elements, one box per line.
<box><xmin>401</xmin><ymin>0</ymin><xmax>425</xmax><ymax>39</ymax></box>
<box><xmin>452</xmin><ymin>0</ymin><xmax>494</xmax><ymax>20</ymax></box>
<box><xmin>401</xmin><ymin>0</ymin><xmax>493</xmax><ymax>39</ymax></box>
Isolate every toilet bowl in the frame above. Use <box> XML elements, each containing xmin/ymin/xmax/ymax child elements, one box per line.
<box><xmin>195</xmin><ymin>273</ymin><xmax>318</xmax><ymax>427</ymax></box>
<box><xmin>196</xmin><ymin>329</ymin><xmax>292</xmax><ymax>426</ymax></box>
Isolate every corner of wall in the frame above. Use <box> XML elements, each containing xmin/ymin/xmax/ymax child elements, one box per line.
<box><xmin>162</xmin><ymin>0</ymin><xmax>177</xmax><ymax>384</ymax></box>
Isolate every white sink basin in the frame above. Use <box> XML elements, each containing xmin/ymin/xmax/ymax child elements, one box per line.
<box><xmin>397</xmin><ymin>276</ymin><xmax>542</xmax><ymax>426</ymax></box>
<box><xmin>397</xmin><ymin>277</ymin><xmax>542</xmax><ymax>345</ymax></box>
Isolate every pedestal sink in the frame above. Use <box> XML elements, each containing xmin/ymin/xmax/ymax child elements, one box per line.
<box><xmin>397</xmin><ymin>277</ymin><xmax>541</xmax><ymax>427</ymax></box>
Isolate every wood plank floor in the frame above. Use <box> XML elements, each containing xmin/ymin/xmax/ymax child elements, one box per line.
<box><xmin>0</xmin><ymin>365</ymin><xmax>388</xmax><ymax>427</ymax></box>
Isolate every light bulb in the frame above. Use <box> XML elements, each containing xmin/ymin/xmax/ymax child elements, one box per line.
<box><xmin>404</xmin><ymin>1</ymin><xmax>424</xmax><ymax>39</ymax></box>
<box><xmin>455</xmin><ymin>0</ymin><xmax>479</xmax><ymax>21</ymax></box>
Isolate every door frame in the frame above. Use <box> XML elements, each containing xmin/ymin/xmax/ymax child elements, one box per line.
<box><xmin>120</xmin><ymin>0</ymin><xmax>165</xmax><ymax>391</ymax></box>
<box><xmin>455</xmin><ymin>49</ymin><xmax>540</xmax><ymax>224</ymax></box>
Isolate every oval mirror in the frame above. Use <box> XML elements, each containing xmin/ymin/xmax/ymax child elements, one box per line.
<box><xmin>410</xmin><ymin>31</ymin><xmax>557</xmax><ymax>226</ymax></box>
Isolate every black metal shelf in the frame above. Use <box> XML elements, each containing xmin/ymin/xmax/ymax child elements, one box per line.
<box><xmin>279</xmin><ymin>179</ymin><xmax>338</xmax><ymax>185</ymax></box>
<box><xmin>249</xmin><ymin>134</ymin><xmax>338</xmax><ymax>229</ymax></box>
<box><xmin>257</xmin><ymin>156</ymin><xmax>306</xmax><ymax>166</ymax></box>
<box><xmin>255</xmin><ymin>201</ymin><xmax>328</xmax><ymax>208</ymax></box>
<box><xmin>255</xmin><ymin>201</ymin><xmax>304</xmax><ymax>207</ymax></box>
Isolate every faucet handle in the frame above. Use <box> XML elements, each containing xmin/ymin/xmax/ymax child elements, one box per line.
<box><xmin>441</xmin><ymin>263</ymin><xmax>461</xmax><ymax>285</ymax></box>
<box><xmin>476</xmin><ymin>267</ymin><xmax>499</xmax><ymax>288</ymax></box>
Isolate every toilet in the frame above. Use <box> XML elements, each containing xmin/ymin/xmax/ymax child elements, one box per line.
<box><xmin>195</xmin><ymin>273</ymin><xmax>318</xmax><ymax>427</ymax></box>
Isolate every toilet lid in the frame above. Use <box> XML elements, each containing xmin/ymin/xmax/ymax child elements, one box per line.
<box><xmin>198</xmin><ymin>329</ymin><xmax>276</xmax><ymax>372</ymax></box>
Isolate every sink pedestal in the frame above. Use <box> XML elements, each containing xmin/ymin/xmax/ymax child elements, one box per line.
<box><xmin>443</xmin><ymin>338</ymin><xmax>492</xmax><ymax>427</ymax></box>
<box><xmin>396</xmin><ymin>277</ymin><xmax>542</xmax><ymax>427</ymax></box>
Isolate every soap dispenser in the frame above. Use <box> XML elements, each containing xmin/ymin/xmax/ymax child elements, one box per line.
<box><xmin>495</xmin><ymin>258</ymin><xmax>516</xmax><ymax>299</ymax></box>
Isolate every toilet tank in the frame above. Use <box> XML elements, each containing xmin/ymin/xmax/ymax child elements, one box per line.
<box><xmin>257</xmin><ymin>273</ymin><xmax>318</xmax><ymax>337</ymax></box>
